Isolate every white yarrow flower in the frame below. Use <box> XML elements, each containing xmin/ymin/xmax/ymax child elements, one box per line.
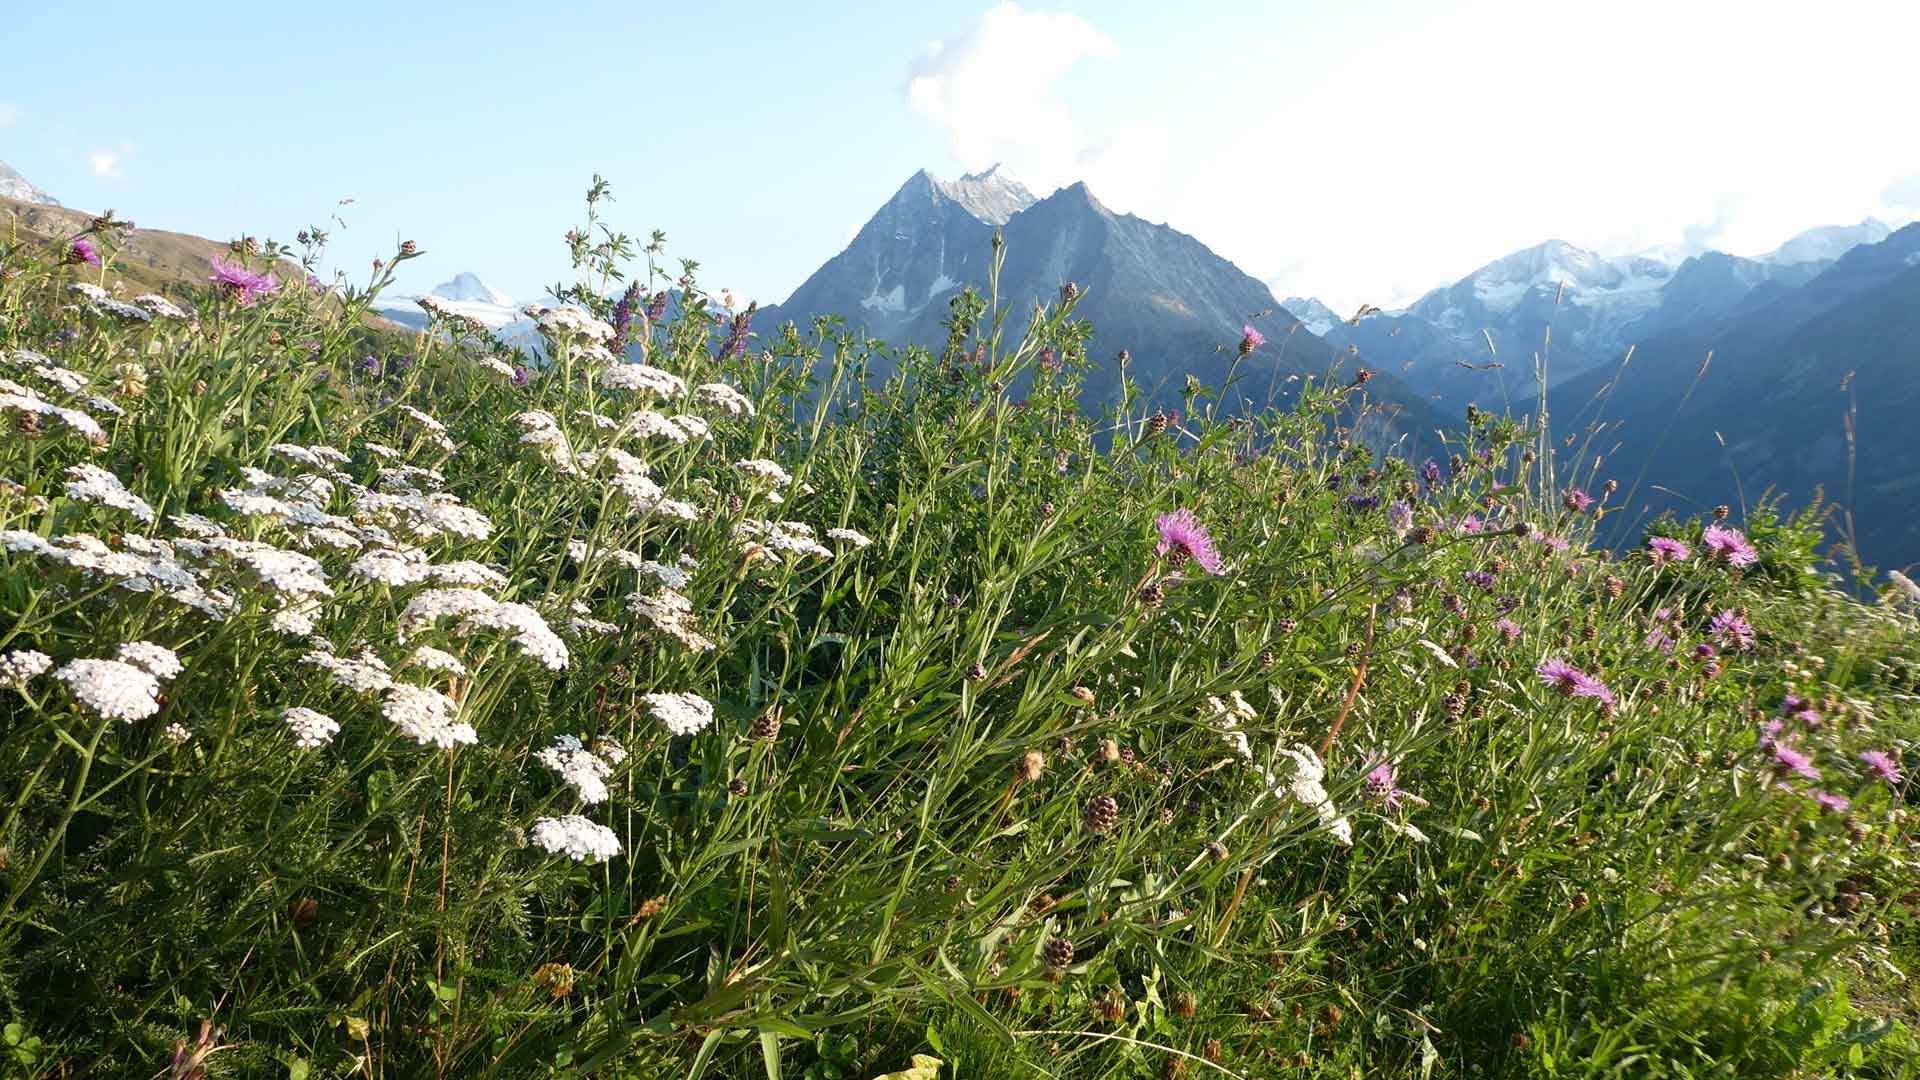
<box><xmin>644</xmin><ymin>691</ymin><xmax>715</xmax><ymax>736</ymax></box>
<box><xmin>161</xmin><ymin>722</ymin><xmax>192</xmax><ymax>745</ymax></box>
<box><xmin>64</xmin><ymin>464</ymin><xmax>156</xmax><ymax>522</ymax></box>
<box><xmin>116</xmin><ymin>641</ymin><xmax>183</xmax><ymax>681</ymax></box>
<box><xmin>54</xmin><ymin>658</ymin><xmax>161</xmax><ymax>722</ymax></box>
<box><xmin>535</xmin><ymin>734</ymin><xmax>616</xmax><ymax>804</ymax></box>
<box><xmin>826</xmin><ymin>528</ymin><xmax>873</xmax><ymax>549</ymax></box>
<box><xmin>406</xmin><ymin>645</ymin><xmax>469</xmax><ymax>677</ymax></box>
<box><xmin>381</xmin><ymin>684</ymin><xmax>476</xmax><ymax>749</ymax></box>
<box><xmin>529</xmin><ymin>814</ymin><xmax>622</xmax><ymax>863</ymax></box>
<box><xmin>283</xmin><ymin>707</ymin><xmax>341</xmax><ymax>749</ymax></box>
<box><xmin>600</xmin><ymin>363</ymin><xmax>686</xmax><ymax>397</ymax></box>
<box><xmin>1</xmin><ymin>649</ymin><xmax>54</xmax><ymax>689</ymax></box>
<box><xmin>694</xmin><ymin>382</ymin><xmax>755</xmax><ymax>416</ymax></box>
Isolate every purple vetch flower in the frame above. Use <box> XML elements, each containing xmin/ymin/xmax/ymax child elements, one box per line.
<box><xmin>1387</xmin><ymin>500</ymin><xmax>1414</xmax><ymax>537</ymax></box>
<box><xmin>610</xmin><ymin>281</ymin><xmax>640</xmax><ymax>356</ymax></box>
<box><xmin>1154</xmin><ymin>509</ymin><xmax>1225</xmax><ymax>575</ymax></box>
<box><xmin>1420</xmin><ymin>459</ymin><xmax>1443</xmax><ymax>489</ymax></box>
<box><xmin>1708</xmin><ymin>609</ymin><xmax>1755</xmax><ymax>652</ymax></box>
<box><xmin>1647</xmin><ymin>536</ymin><xmax>1691</xmax><ymax>565</ymax></box>
<box><xmin>359</xmin><ymin>355</ymin><xmax>383</xmax><ymax>377</ymax></box>
<box><xmin>715</xmin><ymin>302</ymin><xmax>756</xmax><ymax>360</ymax></box>
<box><xmin>209</xmin><ymin>255</ymin><xmax>281</xmax><ymax>305</ymax></box>
<box><xmin>1701</xmin><ymin>525</ymin><xmax>1759</xmax><ymax>568</ymax></box>
<box><xmin>1463</xmin><ymin>570</ymin><xmax>1496</xmax><ymax>592</ymax></box>
<box><xmin>1238</xmin><ymin>324</ymin><xmax>1266</xmax><ymax>354</ymax></box>
<box><xmin>1496</xmin><ymin>618</ymin><xmax>1522</xmax><ymax>642</ymax></box>
<box><xmin>1562</xmin><ymin>487</ymin><xmax>1594</xmax><ymax>513</ymax></box>
<box><xmin>1770</xmin><ymin>740</ymin><xmax>1820</xmax><ymax>781</ymax></box>
<box><xmin>647</xmin><ymin>290</ymin><xmax>669</xmax><ymax>322</ymax></box>
<box><xmin>68</xmin><ymin>235</ymin><xmax>102</xmax><ymax>267</ymax></box>
<box><xmin>1536</xmin><ymin>658</ymin><xmax>1614</xmax><ymax>704</ymax></box>
<box><xmin>1813</xmin><ymin>791</ymin><xmax>1851</xmax><ymax>815</ymax></box>
<box><xmin>1860</xmin><ymin>750</ymin><xmax>1902</xmax><ymax>785</ymax></box>
<box><xmin>1345</xmin><ymin>494</ymin><xmax>1381</xmax><ymax>513</ymax></box>
<box><xmin>512</xmin><ymin>365</ymin><xmax>531</xmax><ymax>387</ymax></box>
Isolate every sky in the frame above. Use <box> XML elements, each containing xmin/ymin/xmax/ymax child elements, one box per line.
<box><xmin>4</xmin><ymin>0</ymin><xmax>1918</xmax><ymax>315</ymax></box>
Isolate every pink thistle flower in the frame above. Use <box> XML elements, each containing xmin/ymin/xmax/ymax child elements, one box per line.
<box><xmin>1562</xmin><ymin>487</ymin><xmax>1594</xmax><ymax>513</ymax></box>
<box><xmin>1708</xmin><ymin>609</ymin><xmax>1755</xmax><ymax>652</ymax></box>
<box><xmin>1813</xmin><ymin>791</ymin><xmax>1850</xmax><ymax>815</ymax></box>
<box><xmin>1859</xmin><ymin>749</ymin><xmax>1902</xmax><ymax>785</ymax></box>
<box><xmin>68</xmin><ymin>236</ymin><xmax>101</xmax><ymax>267</ymax></box>
<box><xmin>1455</xmin><ymin>514</ymin><xmax>1484</xmax><ymax>535</ymax></box>
<box><xmin>1770</xmin><ymin>740</ymin><xmax>1820</xmax><ymax>781</ymax></box>
<box><xmin>1238</xmin><ymin>324</ymin><xmax>1265</xmax><ymax>354</ymax></box>
<box><xmin>1536</xmin><ymin>658</ymin><xmax>1613</xmax><ymax>704</ymax></box>
<box><xmin>1364</xmin><ymin>757</ymin><xmax>1410</xmax><ymax>809</ymax></box>
<box><xmin>1647</xmin><ymin>536</ymin><xmax>1691</xmax><ymax>565</ymax></box>
<box><xmin>1154</xmin><ymin>509</ymin><xmax>1224</xmax><ymax>575</ymax></box>
<box><xmin>209</xmin><ymin>255</ymin><xmax>281</xmax><ymax>306</ymax></box>
<box><xmin>1496</xmin><ymin>618</ymin><xmax>1522</xmax><ymax>642</ymax></box>
<box><xmin>1701</xmin><ymin>525</ymin><xmax>1758</xmax><ymax>568</ymax></box>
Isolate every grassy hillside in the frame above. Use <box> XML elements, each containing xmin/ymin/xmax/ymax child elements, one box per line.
<box><xmin>0</xmin><ymin>183</ymin><xmax>1916</xmax><ymax>1078</ymax></box>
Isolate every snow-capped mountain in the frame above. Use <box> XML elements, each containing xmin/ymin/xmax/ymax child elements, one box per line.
<box><xmin>1757</xmin><ymin>218</ymin><xmax>1892</xmax><ymax>266</ymax></box>
<box><xmin>1279</xmin><ymin>296</ymin><xmax>1343</xmax><ymax>336</ymax></box>
<box><xmin>0</xmin><ymin>161</ymin><xmax>60</xmax><ymax>207</ymax></box>
<box><xmin>372</xmin><ymin>272</ymin><xmax>520</xmax><ymax>330</ymax></box>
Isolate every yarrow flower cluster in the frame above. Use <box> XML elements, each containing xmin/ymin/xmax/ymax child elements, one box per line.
<box><xmin>644</xmin><ymin>691</ymin><xmax>715</xmax><ymax>736</ymax></box>
<box><xmin>64</xmin><ymin>464</ymin><xmax>156</xmax><ymax>522</ymax></box>
<box><xmin>283</xmin><ymin>707</ymin><xmax>341</xmax><ymax>749</ymax></box>
<box><xmin>535</xmin><ymin>734</ymin><xmax>619</xmax><ymax>804</ymax></box>
<box><xmin>381</xmin><ymin>683</ymin><xmax>476</xmax><ymax>749</ymax></box>
<box><xmin>116</xmin><ymin>641</ymin><xmax>183</xmax><ymax>681</ymax></box>
<box><xmin>1</xmin><ymin>649</ymin><xmax>54</xmax><ymax>689</ymax></box>
<box><xmin>54</xmin><ymin>657</ymin><xmax>162</xmax><ymax>722</ymax></box>
<box><xmin>530</xmin><ymin>815</ymin><xmax>622</xmax><ymax>863</ymax></box>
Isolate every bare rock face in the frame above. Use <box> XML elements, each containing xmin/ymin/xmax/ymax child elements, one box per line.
<box><xmin>0</xmin><ymin>161</ymin><xmax>61</xmax><ymax>207</ymax></box>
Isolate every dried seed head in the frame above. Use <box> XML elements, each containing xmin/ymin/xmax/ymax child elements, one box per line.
<box><xmin>1098</xmin><ymin>738</ymin><xmax>1122</xmax><ymax>764</ymax></box>
<box><xmin>533</xmin><ymin>962</ymin><xmax>576</xmax><ymax>999</ymax></box>
<box><xmin>1713</xmin><ymin>504</ymin><xmax>1730</xmax><ymax>521</ymax></box>
<box><xmin>1207</xmin><ymin>840</ymin><xmax>1229</xmax><ymax>861</ymax></box>
<box><xmin>1084</xmin><ymin>795</ymin><xmax>1120</xmax><ymax>834</ymax></box>
<box><xmin>749</xmin><ymin>711</ymin><xmax>781</xmax><ymax>740</ymax></box>
<box><xmin>1016</xmin><ymin>750</ymin><xmax>1046</xmax><ymax>784</ymax></box>
<box><xmin>966</xmin><ymin>661</ymin><xmax>987</xmax><ymax>681</ymax></box>
<box><xmin>727</xmin><ymin>777</ymin><xmax>748</xmax><ymax>796</ymax></box>
<box><xmin>1071</xmin><ymin>685</ymin><xmax>1096</xmax><ymax>706</ymax></box>
<box><xmin>1137</xmin><ymin>582</ymin><xmax>1165</xmax><ymax>608</ymax></box>
<box><xmin>1043</xmin><ymin>937</ymin><xmax>1075</xmax><ymax>969</ymax></box>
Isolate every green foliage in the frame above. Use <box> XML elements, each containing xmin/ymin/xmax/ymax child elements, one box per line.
<box><xmin>0</xmin><ymin>181</ymin><xmax>1914</xmax><ymax>1078</ymax></box>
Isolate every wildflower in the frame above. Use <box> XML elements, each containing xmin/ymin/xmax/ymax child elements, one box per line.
<box><xmin>1884</xmin><ymin>571</ymin><xmax>1920</xmax><ymax>607</ymax></box>
<box><xmin>1387</xmin><ymin>500</ymin><xmax>1414</xmax><ymax>538</ymax></box>
<box><xmin>116</xmin><ymin>641</ymin><xmax>182</xmax><ymax>681</ymax></box>
<box><xmin>301</xmin><ymin>649</ymin><xmax>394</xmax><ymax>694</ymax></box>
<box><xmin>161</xmin><ymin>722</ymin><xmax>191</xmax><ymax>745</ymax></box>
<box><xmin>381</xmin><ymin>684</ymin><xmax>476</xmax><ymax>748</ymax></box>
<box><xmin>1647</xmin><ymin>536</ymin><xmax>1691</xmax><ymax>565</ymax></box>
<box><xmin>530</xmin><ymin>815</ymin><xmax>622</xmax><ymax>863</ymax></box>
<box><xmin>1364</xmin><ymin>758</ymin><xmax>1410</xmax><ymax>809</ymax></box>
<box><xmin>1562</xmin><ymin>488</ymin><xmax>1594</xmax><ymax>513</ymax></box>
<box><xmin>695</xmin><ymin>382</ymin><xmax>755</xmax><ymax>417</ymax></box>
<box><xmin>283</xmin><ymin>707</ymin><xmax>341</xmax><ymax>749</ymax></box>
<box><xmin>1859</xmin><ymin>750</ymin><xmax>1902</xmax><ymax>785</ymax></box>
<box><xmin>209</xmin><ymin>255</ymin><xmax>281</xmax><ymax>305</ymax></box>
<box><xmin>1</xmin><ymin>649</ymin><xmax>54</xmax><ymax>689</ymax></box>
<box><xmin>1770</xmin><ymin>740</ymin><xmax>1820</xmax><ymax>781</ymax></box>
<box><xmin>1238</xmin><ymin>324</ymin><xmax>1265</xmax><ymax>355</ymax></box>
<box><xmin>1154</xmin><ymin>509</ymin><xmax>1224</xmax><ymax>575</ymax></box>
<box><xmin>68</xmin><ymin>235</ymin><xmax>102</xmax><ymax>267</ymax></box>
<box><xmin>64</xmin><ymin>464</ymin><xmax>156</xmax><ymax>522</ymax></box>
<box><xmin>1813</xmin><ymin>791</ymin><xmax>1851</xmax><ymax>815</ymax></box>
<box><xmin>734</xmin><ymin>458</ymin><xmax>792</xmax><ymax>488</ymax></box>
<box><xmin>1701</xmin><ymin>525</ymin><xmax>1759</xmax><ymax>568</ymax></box>
<box><xmin>1420</xmin><ymin>459</ymin><xmax>1443</xmax><ymax>489</ymax></box>
<box><xmin>53</xmin><ymin>658</ymin><xmax>161</xmax><ymax>722</ymax></box>
<box><xmin>1536</xmin><ymin>658</ymin><xmax>1614</xmax><ymax>705</ymax></box>
<box><xmin>1708</xmin><ymin>609</ymin><xmax>1756</xmax><ymax>652</ymax></box>
<box><xmin>826</xmin><ymin>527</ymin><xmax>873</xmax><ymax>549</ymax></box>
<box><xmin>1495</xmin><ymin>618</ymin><xmax>1522</xmax><ymax>642</ymax></box>
<box><xmin>405</xmin><ymin>645</ymin><xmax>468</xmax><ymax>677</ymax></box>
<box><xmin>599</xmin><ymin>363</ymin><xmax>685</xmax><ymax>397</ymax></box>
<box><xmin>1275</xmin><ymin>744</ymin><xmax>1353</xmax><ymax>845</ymax></box>
<box><xmin>536</xmin><ymin>734</ymin><xmax>615</xmax><ymax>804</ymax></box>
<box><xmin>1463</xmin><ymin>569</ymin><xmax>1496</xmax><ymax>592</ymax></box>
<box><xmin>132</xmin><ymin>293</ymin><xmax>189</xmax><ymax>320</ymax></box>
<box><xmin>645</xmin><ymin>691</ymin><xmax>715</xmax><ymax>736</ymax></box>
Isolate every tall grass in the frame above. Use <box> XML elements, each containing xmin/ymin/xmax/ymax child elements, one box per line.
<box><xmin>0</xmin><ymin>185</ymin><xmax>1914</xmax><ymax>1078</ymax></box>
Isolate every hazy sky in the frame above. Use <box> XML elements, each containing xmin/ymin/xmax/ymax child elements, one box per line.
<box><xmin>5</xmin><ymin>1</ymin><xmax>1916</xmax><ymax>314</ymax></box>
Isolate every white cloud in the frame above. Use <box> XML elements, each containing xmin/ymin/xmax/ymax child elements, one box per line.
<box><xmin>0</xmin><ymin>104</ymin><xmax>18</xmax><ymax>128</ymax></box>
<box><xmin>1171</xmin><ymin>0</ymin><xmax>1920</xmax><ymax>313</ymax></box>
<box><xmin>88</xmin><ymin>150</ymin><xmax>122</xmax><ymax>178</ymax></box>
<box><xmin>906</xmin><ymin>3</ymin><xmax>1170</xmax><ymax>210</ymax></box>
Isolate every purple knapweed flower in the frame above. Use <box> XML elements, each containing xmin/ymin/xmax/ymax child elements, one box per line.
<box><xmin>1537</xmin><ymin>658</ymin><xmax>1614</xmax><ymax>704</ymax></box>
<box><xmin>1643</xmin><ymin>627</ymin><xmax>1675</xmax><ymax>656</ymax></box>
<box><xmin>1770</xmin><ymin>740</ymin><xmax>1820</xmax><ymax>781</ymax></box>
<box><xmin>1496</xmin><ymin>618</ymin><xmax>1522</xmax><ymax>642</ymax></box>
<box><xmin>1813</xmin><ymin>791</ymin><xmax>1851</xmax><ymax>815</ymax></box>
<box><xmin>1694</xmin><ymin>642</ymin><xmax>1717</xmax><ymax>660</ymax></box>
<box><xmin>68</xmin><ymin>236</ymin><xmax>101</xmax><ymax>267</ymax></box>
<box><xmin>1364</xmin><ymin>758</ymin><xmax>1411</xmax><ymax>809</ymax></box>
<box><xmin>1154</xmin><ymin>509</ymin><xmax>1224</xmax><ymax>575</ymax></box>
<box><xmin>1860</xmin><ymin>750</ymin><xmax>1902</xmax><ymax>785</ymax></box>
<box><xmin>209</xmin><ymin>255</ymin><xmax>281</xmax><ymax>306</ymax></box>
<box><xmin>1648</xmin><ymin>536</ymin><xmax>1691</xmax><ymax>565</ymax></box>
<box><xmin>1455</xmin><ymin>514</ymin><xmax>1485</xmax><ymax>535</ymax></box>
<box><xmin>1793</xmin><ymin>708</ymin><xmax>1822</xmax><ymax>730</ymax></box>
<box><xmin>1708</xmin><ymin>609</ymin><xmax>1755</xmax><ymax>652</ymax></box>
<box><xmin>1531</xmin><ymin>529</ymin><xmax>1570</xmax><ymax>553</ymax></box>
<box><xmin>1563</xmin><ymin>487</ymin><xmax>1594</xmax><ymax>513</ymax></box>
<box><xmin>1238</xmin><ymin>324</ymin><xmax>1266</xmax><ymax>354</ymax></box>
<box><xmin>1701</xmin><ymin>525</ymin><xmax>1759</xmax><ymax>568</ymax></box>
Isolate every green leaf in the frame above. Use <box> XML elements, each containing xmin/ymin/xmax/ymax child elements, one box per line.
<box><xmin>761</xmin><ymin>1030</ymin><xmax>782</xmax><ymax>1080</ymax></box>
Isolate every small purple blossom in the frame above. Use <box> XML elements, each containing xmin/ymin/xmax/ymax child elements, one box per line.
<box><xmin>1643</xmin><ymin>627</ymin><xmax>1675</xmax><ymax>656</ymax></box>
<box><xmin>1562</xmin><ymin>487</ymin><xmax>1594</xmax><ymax>513</ymax></box>
<box><xmin>1496</xmin><ymin>618</ymin><xmax>1522</xmax><ymax>642</ymax></box>
<box><xmin>1813</xmin><ymin>791</ymin><xmax>1851</xmax><ymax>815</ymax></box>
<box><xmin>1239</xmin><ymin>324</ymin><xmax>1266</xmax><ymax>353</ymax></box>
<box><xmin>1345</xmin><ymin>494</ymin><xmax>1381</xmax><ymax>513</ymax></box>
<box><xmin>1364</xmin><ymin>758</ymin><xmax>1412</xmax><ymax>809</ymax></box>
<box><xmin>1770</xmin><ymin>740</ymin><xmax>1820</xmax><ymax>781</ymax></box>
<box><xmin>1860</xmin><ymin>750</ymin><xmax>1902</xmax><ymax>785</ymax></box>
<box><xmin>1463</xmin><ymin>570</ymin><xmax>1496</xmax><ymax>592</ymax></box>
<box><xmin>1694</xmin><ymin>642</ymin><xmax>1717</xmax><ymax>660</ymax></box>
<box><xmin>1387</xmin><ymin>500</ymin><xmax>1414</xmax><ymax>536</ymax></box>
<box><xmin>1708</xmin><ymin>609</ymin><xmax>1755</xmax><ymax>652</ymax></box>
<box><xmin>209</xmin><ymin>255</ymin><xmax>281</xmax><ymax>306</ymax></box>
<box><xmin>1647</xmin><ymin>536</ymin><xmax>1691</xmax><ymax>565</ymax></box>
<box><xmin>1154</xmin><ymin>509</ymin><xmax>1225</xmax><ymax>575</ymax></box>
<box><xmin>1701</xmin><ymin>525</ymin><xmax>1759</xmax><ymax>568</ymax></box>
<box><xmin>512</xmin><ymin>365</ymin><xmax>531</xmax><ymax>387</ymax></box>
<box><xmin>1455</xmin><ymin>514</ymin><xmax>1484</xmax><ymax>535</ymax></box>
<box><xmin>68</xmin><ymin>235</ymin><xmax>101</xmax><ymax>267</ymax></box>
<box><xmin>1421</xmin><ymin>459</ymin><xmax>1442</xmax><ymax>489</ymax></box>
<box><xmin>1537</xmin><ymin>658</ymin><xmax>1614</xmax><ymax>704</ymax></box>
<box><xmin>1531</xmin><ymin>529</ymin><xmax>1570</xmax><ymax>553</ymax></box>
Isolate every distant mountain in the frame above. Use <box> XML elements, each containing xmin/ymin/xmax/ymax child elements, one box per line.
<box><xmin>372</xmin><ymin>272</ymin><xmax>521</xmax><ymax>331</ymax></box>
<box><xmin>1557</xmin><ymin>223</ymin><xmax>1920</xmax><ymax>570</ymax></box>
<box><xmin>1759</xmin><ymin>218</ymin><xmax>1891</xmax><ymax>266</ymax></box>
<box><xmin>760</xmin><ymin>169</ymin><xmax>1438</xmax><ymax>437</ymax></box>
<box><xmin>1280</xmin><ymin>296</ymin><xmax>1343</xmax><ymax>336</ymax></box>
<box><xmin>0</xmin><ymin>162</ymin><xmax>60</xmax><ymax>207</ymax></box>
